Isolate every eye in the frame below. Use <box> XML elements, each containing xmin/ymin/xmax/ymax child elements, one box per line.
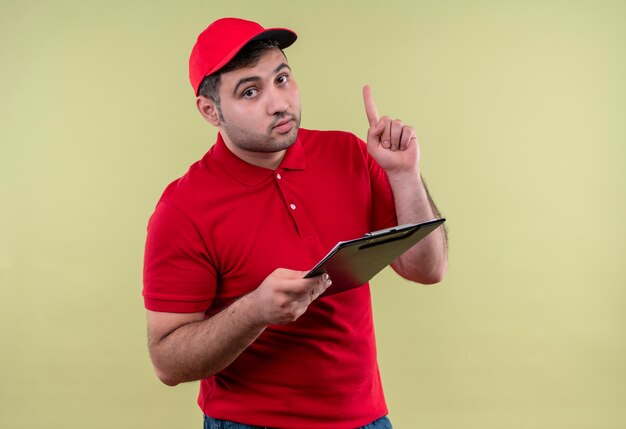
<box><xmin>276</xmin><ymin>74</ymin><xmax>289</xmax><ymax>85</ymax></box>
<box><xmin>242</xmin><ymin>88</ymin><xmax>259</xmax><ymax>99</ymax></box>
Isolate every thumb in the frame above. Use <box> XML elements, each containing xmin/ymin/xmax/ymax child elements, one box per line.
<box><xmin>367</xmin><ymin>118</ymin><xmax>385</xmax><ymax>144</ymax></box>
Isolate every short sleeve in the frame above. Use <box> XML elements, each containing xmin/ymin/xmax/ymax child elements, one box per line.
<box><xmin>358</xmin><ymin>138</ymin><xmax>398</xmax><ymax>230</ymax></box>
<box><xmin>142</xmin><ymin>200</ymin><xmax>217</xmax><ymax>313</ymax></box>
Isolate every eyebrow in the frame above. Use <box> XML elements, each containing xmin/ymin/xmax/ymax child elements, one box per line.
<box><xmin>232</xmin><ymin>63</ymin><xmax>292</xmax><ymax>96</ymax></box>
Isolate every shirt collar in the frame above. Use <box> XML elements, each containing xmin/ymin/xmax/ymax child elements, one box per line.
<box><xmin>208</xmin><ymin>133</ymin><xmax>307</xmax><ymax>187</ymax></box>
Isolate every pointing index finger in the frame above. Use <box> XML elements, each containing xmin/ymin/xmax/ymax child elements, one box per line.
<box><xmin>362</xmin><ymin>85</ymin><xmax>379</xmax><ymax>127</ymax></box>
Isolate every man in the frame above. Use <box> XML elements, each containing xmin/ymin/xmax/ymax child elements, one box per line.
<box><xmin>143</xmin><ymin>17</ymin><xmax>447</xmax><ymax>429</ymax></box>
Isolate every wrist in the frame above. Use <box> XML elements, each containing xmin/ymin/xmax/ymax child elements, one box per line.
<box><xmin>235</xmin><ymin>291</ymin><xmax>271</xmax><ymax>329</ymax></box>
<box><xmin>386</xmin><ymin>167</ymin><xmax>422</xmax><ymax>186</ymax></box>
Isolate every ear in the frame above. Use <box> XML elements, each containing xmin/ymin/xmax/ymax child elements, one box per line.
<box><xmin>196</xmin><ymin>96</ymin><xmax>221</xmax><ymax>126</ymax></box>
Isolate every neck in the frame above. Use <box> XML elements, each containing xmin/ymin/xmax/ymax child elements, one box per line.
<box><xmin>221</xmin><ymin>136</ymin><xmax>286</xmax><ymax>170</ymax></box>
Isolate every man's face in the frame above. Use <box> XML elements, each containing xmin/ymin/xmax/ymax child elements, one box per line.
<box><xmin>216</xmin><ymin>48</ymin><xmax>301</xmax><ymax>155</ymax></box>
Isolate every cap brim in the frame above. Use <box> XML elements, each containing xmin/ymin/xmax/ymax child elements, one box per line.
<box><xmin>251</xmin><ymin>28</ymin><xmax>298</xmax><ymax>50</ymax></box>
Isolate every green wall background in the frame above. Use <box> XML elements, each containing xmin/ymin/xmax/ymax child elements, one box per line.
<box><xmin>1</xmin><ymin>1</ymin><xmax>625</xmax><ymax>428</ymax></box>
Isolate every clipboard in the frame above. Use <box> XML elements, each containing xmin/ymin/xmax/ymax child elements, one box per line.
<box><xmin>304</xmin><ymin>218</ymin><xmax>446</xmax><ymax>296</ymax></box>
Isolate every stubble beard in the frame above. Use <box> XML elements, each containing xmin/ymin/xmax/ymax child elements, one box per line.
<box><xmin>221</xmin><ymin>112</ymin><xmax>302</xmax><ymax>154</ymax></box>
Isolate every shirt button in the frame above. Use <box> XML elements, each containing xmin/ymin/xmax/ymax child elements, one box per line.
<box><xmin>276</xmin><ymin>173</ymin><xmax>282</xmax><ymax>180</ymax></box>
<box><xmin>290</xmin><ymin>203</ymin><xmax>296</xmax><ymax>210</ymax></box>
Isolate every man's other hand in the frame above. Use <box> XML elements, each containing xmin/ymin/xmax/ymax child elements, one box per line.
<box><xmin>249</xmin><ymin>268</ymin><xmax>332</xmax><ymax>325</ymax></box>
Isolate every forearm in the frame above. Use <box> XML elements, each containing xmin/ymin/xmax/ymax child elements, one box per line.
<box><xmin>149</xmin><ymin>294</ymin><xmax>267</xmax><ymax>386</ymax></box>
<box><xmin>387</xmin><ymin>169</ymin><xmax>448</xmax><ymax>283</ymax></box>
<box><xmin>148</xmin><ymin>269</ymin><xmax>331</xmax><ymax>386</ymax></box>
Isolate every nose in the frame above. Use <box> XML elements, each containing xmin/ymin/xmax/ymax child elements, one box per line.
<box><xmin>265</xmin><ymin>87</ymin><xmax>289</xmax><ymax>115</ymax></box>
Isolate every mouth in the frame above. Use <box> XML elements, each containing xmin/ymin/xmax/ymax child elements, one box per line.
<box><xmin>271</xmin><ymin>117</ymin><xmax>295</xmax><ymax>134</ymax></box>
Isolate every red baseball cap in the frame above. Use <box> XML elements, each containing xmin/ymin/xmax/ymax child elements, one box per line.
<box><xmin>189</xmin><ymin>17</ymin><xmax>297</xmax><ymax>95</ymax></box>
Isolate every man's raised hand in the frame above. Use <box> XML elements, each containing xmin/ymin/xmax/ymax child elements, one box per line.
<box><xmin>362</xmin><ymin>85</ymin><xmax>420</xmax><ymax>173</ymax></box>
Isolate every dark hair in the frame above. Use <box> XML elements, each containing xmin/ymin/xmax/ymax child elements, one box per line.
<box><xmin>197</xmin><ymin>39</ymin><xmax>282</xmax><ymax>113</ymax></box>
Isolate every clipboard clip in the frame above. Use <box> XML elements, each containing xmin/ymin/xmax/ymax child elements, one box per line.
<box><xmin>363</xmin><ymin>224</ymin><xmax>413</xmax><ymax>238</ymax></box>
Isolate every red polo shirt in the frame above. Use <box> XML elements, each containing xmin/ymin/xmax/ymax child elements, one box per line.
<box><xmin>143</xmin><ymin>129</ymin><xmax>397</xmax><ymax>428</ymax></box>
